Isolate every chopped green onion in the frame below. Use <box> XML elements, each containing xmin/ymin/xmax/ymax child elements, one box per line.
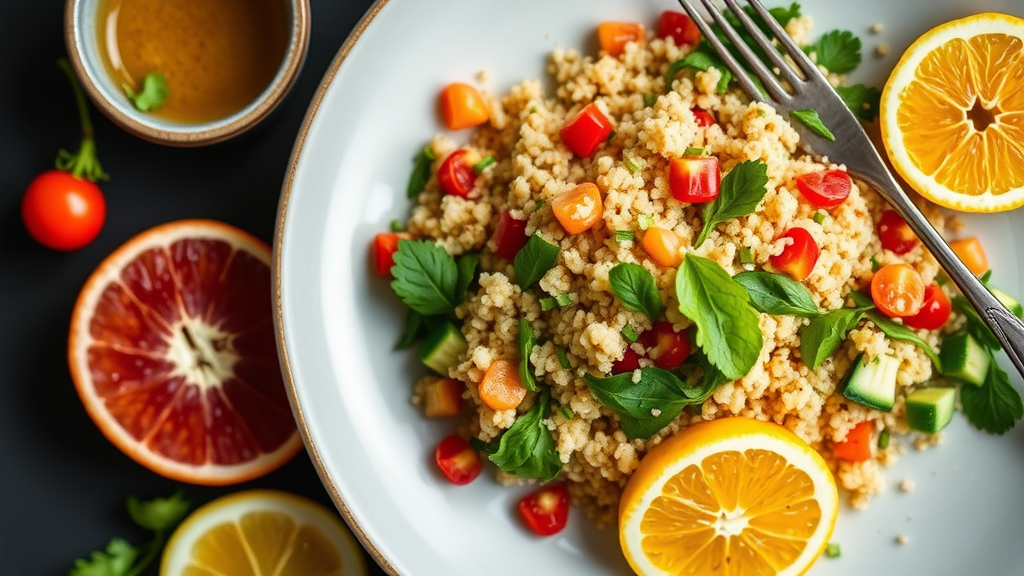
<box><xmin>534</xmin><ymin>199</ymin><xmax>546</xmax><ymax>210</ymax></box>
<box><xmin>625</xmin><ymin>157</ymin><xmax>643</xmax><ymax>172</ymax></box>
<box><xmin>870</xmin><ymin>255</ymin><xmax>881</xmax><ymax>272</ymax></box>
<box><xmin>739</xmin><ymin>246</ymin><xmax>755</xmax><ymax>265</ymax></box>
<box><xmin>606</xmin><ymin>130</ymin><xmax>617</xmax><ymax>143</ymax></box>
<box><xmin>825</xmin><ymin>542</ymin><xmax>841</xmax><ymax>558</ymax></box>
<box><xmin>540</xmin><ymin>297</ymin><xmax>557</xmax><ymax>311</ymax></box>
<box><xmin>557</xmin><ymin>348</ymin><xmax>570</xmax><ymax>369</ymax></box>
<box><xmin>389</xmin><ymin>219</ymin><xmax>405</xmax><ymax>232</ymax></box>
<box><xmin>529</xmin><ymin>106</ymin><xmax>538</xmax><ymax>114</ymax></box>
<box><xmin>813</xmin><ymin>212</ymin><xmax>828</xmax><ymax>225</ymax></box>
<box><xmin>643</xmin><ymin>93</ymin><xmax>657</xmax><ymax>107</ymax></box>
<box><xmin>621</xmin><ymin>325</ymin><xmax>640</xmax><ymax>342</ymax></box>
<box><xmin>560</xmin><ymin>405</ymin><xmax>575</xmax><ymax>420</ymax></box>
<box><xmin>683</xmin><ymin>147</ymin><xmax>705</xmax><ymax>156</ymax></box>
<box><xmin>615</xmin><ymin>230</ymin><xmax>635</xmax><ymax>242</ymax></box>
<box><xmin>555</xmin><ymin>293</ymin><xmax>573</xmax><ymax>307</ymax></box>
<box><xmin>877</xmin><ymin>430</ymin><xmax>890</xmax><ymax>450</ymax></box>
<box><xmin>638</xmin><ymin>214</ymin><xmax>654</xmax><ymax>230</ymax></box>
<box><xmin>473</xmin><ymin>154</ymin><xmax>496</xmax><ymax>174</ymax></box>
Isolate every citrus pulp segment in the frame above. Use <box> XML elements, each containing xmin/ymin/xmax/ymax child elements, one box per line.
<box><xmin>619</xmin><ymin>417</ymin><xmax>838</xmax><ymax>576</ymax></box>
<box><xmin>880</xmin><ymin>13</ymin><xmax>1024</xmax><ymax>213</ymax></box>
<box><xmin>68</xmin><ymin>219</ymin><xmax>302</xmax><ymax>485</ymax></box>
<box><xmin>160</xmin><ymin>489</ymin><xmax>368</xmax><ymax>576</ymax></box>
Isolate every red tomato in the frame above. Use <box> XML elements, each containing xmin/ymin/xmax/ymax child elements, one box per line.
<box><xmin>657</xmin><ymin>10</ymin><xmax>701</xmax><ymax>47</ymax></box>
<box><xmin>668</xmin><ymin>156</ymin><xmax>720</xmax><ymax>203</ymax></box>
<box><xmin>871</xmin><ymin>263</ymin><xmax>925</xmax><ymax>318</ymax></box>
<box><xmin>21</xmin><ymin>169</ymin><xmax>106</xmax><ymax>251</ymax></box>
<box><xmin>877</xmin><ymin>209</ymin><xmax>919</xmax><ymax>255</ymax></box>
<box><xmin>493</xmin><ymin>211</ymin><xmax>529</xmax><ymax>261</ymax></box>
<box><xmin>691</xmin><ymin>108</ymin><xmax>716</xmax><ymax>127</ymax></box>
<box><xmin>372</xmin><ymin>232</ymin><xmax>412</xmax><ymax>277</ymax></box>
<box><xmin>518</xmin><ymin>484</ymin><xmax>570</xmax><ymax>536</ymax></box>
<box><xmin>560</xmin><ymin>103</ymin><xmax>614</xmax><ymax>158</ymax></box>
<box><xmin>437</xmin><ymin>149</ymin><xmax>478</xmax><ymax>197</ymax></box>
<box><xmin>832</xmin><ymin>421</ymin><xmax>873</xmax><ymax>462</ymax></box>
<box><xmin>794</xmin><ymin>169</ymin><xmax>851</xmax><ymax>209</ymax></box>
<box><xmin>612</xmin><ymin>346</ymin><xmax>642</xmax><ymax>374</ymax></box>
<box><xmin>643</xmin><ymin>321</ymin><xmax>691</xmax><ymax>370</ymax></box>
<box><xmin>769</xmin><ymin>227</ymin><xmax>820</xmax><ymax>281</ymax></box>
<box><xmin>902</xmin><ymin>282</ymin><xmax>951</xmax><ymax>330</ymax></box>
<box><xmin>434</xmin><ymin>434</ymin><xmax>482</xmax><ymax>485</ymax></box>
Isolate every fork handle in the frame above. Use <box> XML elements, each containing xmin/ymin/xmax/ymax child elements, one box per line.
<box><xmin>856</xmin><ymin>161</ymin><xmax>1024</xmax><ymax>381</ymax></box>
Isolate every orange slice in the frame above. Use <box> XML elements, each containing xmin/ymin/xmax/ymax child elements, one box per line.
<box><xmin>160</xmin><ymin>489</ymin><xmax>368</xmax><ymax>576</ymax></box>
<box><xmin>880</xmin><ymin>13</ymin><xmax>1024</xmax><ymax>213</ymax></box>
<box><xmin>619</xmin><ymin>417</ymin><xmax>838</xmax><ymax>576</ymax></box>
<box><xmin>68</xmin><ymin>219</ymin><xmax>302</xmax><ymax>485</ymax></box>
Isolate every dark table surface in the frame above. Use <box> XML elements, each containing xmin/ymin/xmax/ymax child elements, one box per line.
<box><xmin>0</xmin><ymin>1</ymin><xmax>387</xmax><ymax>574</ymax></box>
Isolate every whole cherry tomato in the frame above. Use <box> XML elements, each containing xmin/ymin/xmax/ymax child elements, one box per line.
<box><xmin>22</xmin><ymin>169</ymin><xmax>106</xmax><ymax>251</ymax></box>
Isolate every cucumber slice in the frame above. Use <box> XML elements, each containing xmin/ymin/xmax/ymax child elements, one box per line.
<box><xmin>419</xmin><ymin>322</ymin><xmax>467</xmax><ymax>375</ymax></box>
<box><xmin>991</xmin><ymin>288</ymin><xmax>1023</xmax><ymax>319</ymax></box>
<box><xmin>841</xmin><ymin>353</ymin><xmax>899</xmax><ymax>412</ymax></box>
<box><xmin>905</xmin><ymin>387</ymin><xmax>956</xmax><ymax>433</ymax></box>
<box><xmin>939</xmin><ymin>331</ymin><xmax>989</xmax><ymax>386</ymax></box>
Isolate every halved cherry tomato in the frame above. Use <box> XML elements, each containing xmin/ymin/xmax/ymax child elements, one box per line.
<box><xmin>691</xmin><ymin>107</ymin><xmax>716</xmax><ymax>127</ymax></box>
<box><xmin>493</xmin><ymin>211</ymin><xmax>529</xmax><ymax>261</ymax></box>
<box><xmin>949</xmin><ymin>237</ymin><xmax>989</xmax><ymax>276</ymax></box>
<box><xmin>832</xmin><ymin>421</ymin><xmax>873</xmax><ymax>462</ymax></box>
<box><xmin>22</xmin><ymin>170</ymin><xmax>106</xmax><ymax>251</ymax></box>
<box><xmin>769</xmin><ymin>227</ymin><xmax>819</xmax><ymax>281</ymax></box>
<box><xmin>612</xmin><ymin>346</ymin><xmax>643</xmax><ymax>374</ymax></box>
<box><xmin>794</xmin><ymin>169</ymin><xmax>851</xmax><ymax>209</ymax></box>
<box><xmin>518</xmin><ymin>484</ymin><xmax>570</xmax><ymax>536</ymax></box>
<box><xmin>877</xmin><ymin>209</ymin><xmax>919</xmax><ymax>254</ymax></box>
<box><xmin>643</xmin><ymin>321</ymin><xmax>691</xmax><ymax>369</ymax></box>
<box><xmin>657</xmin><ymin>10</ymin><xmax>701</xmax><ymax>47</ymax></box>
<box><xmin>669</xmin><ymin>156</ymin><xmax>720</xmax><ymax>203</ymax></box>
<box><xmin>372</xmin><ymin>232</ymin><xmax>413</xmax><ymax>277</ymax></box>
<box><xmin>437</xmin><ymin>149</ymin><xmax>479</xmax><ymax>197</ymax></box>
<box><xmin>870</xmin><ymin>263</ymin><xmax>925</xmax><ymax>318</ymax></box>
<box><xmin>902</xmin><ymin>282</ymin><xmax>951</xmax><ymax>330</ymax></box>
<box><xmin>597</xmin><ymin>22</ymin><xmax>646</xmax><ymax>57</ymax></box>
<box><xmin>422</xmin><ymin>377</ymin><xmax>463</xmax><ymax>418</ymax></box>
<box><xmin>435</xmin><ymin>434</ymin><xmax>482</xmax><ymax>485</ymax></box>
<box><xmin>439</xmin><ymin>82</ymin><xmax>490</xmax><ymax>130</ymax></box>
<box><xmin>641</xmin><ymin>226</ymin><xmax>684</xmax><ymax>268</ymax></box>
<box><xmin>552</xmin><ymin>182</ymin><xmax>604</xmax><ymax>235</ymax></box>
<box><xmin>560</xmin><ymin>103</ymin><xmax>614</xmax><ymax>158</ymax></box>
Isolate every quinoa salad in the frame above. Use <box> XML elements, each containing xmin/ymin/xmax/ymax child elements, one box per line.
<box><xmin>372</xmin><ymin>5</ymin><xmax>1023</xmax><ymax>529</ymax></box>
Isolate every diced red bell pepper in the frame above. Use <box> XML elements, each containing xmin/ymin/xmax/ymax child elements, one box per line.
<box><xmin>657</xmin><ymin>10</ymin><xmax>701</xmax><ymax>47</ymax></box>
<box><xmin>372</xmin><ymin>232</ymin><xmax>412</xmax><ymax>278</ymax></box>
<box><xmin>832</xmin><ymin>421</ymin><xmax>874</xmax><ymax>462</ymax></box>
<box><xmin>518</xmin><ymin>484</ymin><xmax>570</xmax><ymax>536</ymax></box>
<box><xmin>435</xmin><ymin>434</ymin><xmax>482</xmax><ymax>485</ymax></box>
<box><xmin>668</xmin><ymin>156</ymin><xmax>720</xmax><ymax>203</ymax></box>
<box><xmin>877</xmin><ymin>209</ymin><xmax>919</xmax><ymax>254</ymax></box>
<box><xmin>795</xmin><ymin>169</ymin><xmax>852</xmax><ymax>209</ymax></box>
<box><xmin>560</xmin><ymin>103</ymin><xmax>614</xmax><ymax>158</ymax></box>
<box><xmin>438</xmin><ymin>149</ymin><xmax>479</xmax><ymax>197</ymax></box>
<box><xmin>691</xmin><ymin>107</ymin><xmax>716</xmax><ymax>127</ymax></box>
<box><xmin>643</xmin><ymin>321</ymin><xmax>691</xmax><ymax>370</ymax></box>
<box><xmin>902</xmin><ymin>282</ymin><xmax>951</xmax><ymax>330</ymax></box>
<box><xmin>770</xmin><ymin>227</ymin><xmax>819</xmax><ymax>281</ymax></box>
<box><xmin>493</xmin><ymin>211</ymin><xmax>530</xmax><ymax>261</ymax></box>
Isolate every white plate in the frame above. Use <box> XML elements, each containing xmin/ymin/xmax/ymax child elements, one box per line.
<box><xmin>274</xmin><ymin>0</ymin><xmax>1024</xmax><ymax>574</ymax></box>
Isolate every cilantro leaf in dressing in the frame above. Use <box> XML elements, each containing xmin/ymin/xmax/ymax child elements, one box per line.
<box><xmin>695</xmin><ymin>160</ymin><xmax>769</xmax><ymax>248</ymax></box>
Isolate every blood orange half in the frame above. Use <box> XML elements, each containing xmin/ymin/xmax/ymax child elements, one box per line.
<box><xmin>68</xmin><ymin>219</ymin><xmax>302</xmax><ymax>485</ymax></box>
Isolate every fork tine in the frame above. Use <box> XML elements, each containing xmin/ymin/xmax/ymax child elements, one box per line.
<box><xmin>675</xmin><ymin>0</ymin><xmax>767</xmax><ymax>103</ymax></box>
<box><xmin>742</xmin><ymin>0</ymin><xmax>822</xmax><ymax>80</ymax></box>
<box><xmin>720</xmin><ymin>0</ymin><xmax>804</xmax><ymax>88</ymax></box>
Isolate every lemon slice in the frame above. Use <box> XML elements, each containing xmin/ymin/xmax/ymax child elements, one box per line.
<box><xmin>160</xmin><ymin>489</ymin><xmax>368</xmax><ymax>576</ymax></box>
<box><xmin>880</xmin><ymin>13</ymin><xmax>1024</xmax><ymax>213</ymax></box>
<box><xmin>619</xmin><ymin>417</ymin><xmax>838</xmax><ymax>576</ymax></box>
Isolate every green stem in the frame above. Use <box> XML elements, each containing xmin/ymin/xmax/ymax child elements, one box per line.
<box><xmin>55</xmin><ymin>57</ymin><xmax>108</xmax><ymax>182</ymax></box>
<box><xmin>123</xmin><ymin>530</ymin><xmax>164</xmax><ymax>576</ymax></box>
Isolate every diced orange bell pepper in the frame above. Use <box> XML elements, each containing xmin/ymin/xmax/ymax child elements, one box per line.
<box><xmin>478</xmin><ymin>359</ymin><xmax>526</xmax><ymax>411</ymax></box>
<box><xmin>439</xmin><ymin>82</ymin><xmax>490</xmax><ymax>131</ymax></box>
<box><xmin>597</xmin><ymin>21</ymin><xmax>646</xmax><ymax>57</ymax></box>
<box><xmin>949</xmin><ymin>236</ymin><xmax>989</xmax><ymax>276</ymax></box>
<box><xmin>552</xmin><ymin>182</ymin><xmax>604</xmax><ymax>235</ymax></box>
<box><xmin>641</xmin><ymin>226</ymin><xmax>684</xmax><ymax>268</ymax></box>
<box><xmin>423</xmin><ymin>377</ymin><xmax>463</xmax><ymax>418</ymax></box>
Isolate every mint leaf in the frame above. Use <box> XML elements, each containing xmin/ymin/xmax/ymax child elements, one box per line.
<box><xmin>608</xmin><ymin>262</ymin><xmax>663</xmax><ymax>321</ymax></box>
<box><xmin>960</xmin><ymin>356</ymin><xmax>1023</xmax><ymax>435</ymax></box>
<box><xmin>124</xmin><ymin>72</ymin><xmax>167</xmax><ymax>112</ymax></box>
<box><xmin>488</xmin><ymin>390</ymin><xmax>563</xmax><ymax>480</ymax></box>
<box><xmin>791</xmin><ymin>108</ymin><xmax>836</xmax><ymax>141</ymax></box>
<box><xmin>518</xmin><ymin>318</ymin><xmax>537</xmax><ymax>392</ymax></box>
<box><xmin>807</xmin><ymin>29</ymin><xmax>862</xmax><ymax>74</ymax></box>
<box><xmin>733</xmin><ymin>271</ymin><xmax>821</xmax><ymax>317</ymax></box>
<box><xmin>126</xmin><ymin>490</ymin><xmax>190</xmax><ymax>532</ymax></box>
<box><xmin>836</xmin><ymin>84</ymin><xmax>881</xmax><ymax>121</ymax></box>
<box><xmin>799</xmin><ymin>305</ymin><xmax>871</xmax><ymax>369</ymax></box>
<box><xmin>676</xmin><ymin>255</ymin><xmax>762</xmax><ymax>380</ymax></box>
<box><xmin>391</xmin><ymin>239</ymin><xmax>460</xmax><ymax>316</ymax></box>
<box><xmin>514</xmin><ymin>233</ymin><xmax>560</xmax><ymax>290</ymax></box>
<box><xmin>584</xmin><ymin>367</ymin><xmax>691</xmax><ymax>439</ymax></box>
<box><xmin>695</xmin><ymin>160</ymin><xmax>769</xmax><ymax>248</ymax></box>
<box><xmin>406</xmin><ymin>145</ymin><xmax>435</xmax><ymax>198</ymax></box>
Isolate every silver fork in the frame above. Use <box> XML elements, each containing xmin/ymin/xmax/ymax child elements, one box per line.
<box><xmin>676</xmin><ymin>0</ymin><xmax>1024</xmax><ymax>380</ymax></box>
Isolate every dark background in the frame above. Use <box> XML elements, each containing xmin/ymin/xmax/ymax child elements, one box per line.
<box><xmin>0</xmin><ymin>1</ymin><xmax>386</xmax><ymax>574</ymax></box>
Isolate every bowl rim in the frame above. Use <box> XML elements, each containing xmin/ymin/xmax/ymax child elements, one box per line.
<box><xmin>63</xmin><ymin>0</ymin><xmax>312</xmax><ymax>147</ymax></box>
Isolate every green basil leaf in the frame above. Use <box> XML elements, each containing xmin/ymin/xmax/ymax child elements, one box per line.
<box><xmin>608</xmin><ymin>262</ymin><xmax>664</xmax><ymax>321</ymax></box>
<box><xmin>514</xmin><ymin>233</ymin><xmax>560</xmax><ymax>290</ymax></box>
<box><xmin>676</xmin><ymin>255</ymin><xmax>762</xmax><ymax>380</ymax></box>
<box><xmin>790</xmin><ymin>108</ymin><xmax>836</xmax><ymax>141</ymax></box>
<box><xmin>455</xmin><ymin>252</ymin><xmax>480</xmax><ymax>303</ymax></box>
<box><xmin>799</xmin><ymin>306</ymin><xmax>871</xmax><ymax>369</ymax></box>
<box><xmin>584</xmin><ymin>367</ymin><xmax>690</xmax><ymax>439</ymax></box>
<box><xmin>695</xmin><ymin>160</ymin><xmax>769</xmax><ymax>248</ymax></box>
<box><xmin>960</xmin><ymin>355</ymin><xmax>1023</xmax><ymax>435</ymax></box>
<box><xmin>518</xmin><ymin>318</ymin><xmax>538</xmax><ymax>392</ymax></box>
<box><xmin>391</xmin><ymin>239</ymin><xmax>459</xmax><ymax>316</ymax></box>
<box><xmin>406</xmin><ymin>145</ymin><xmax>435</xmax><ymax>198</ymax></box>
<box><xmin>733</xmin><ymin>271</ymin><xmax>821</xmax><ymax>317</ymax></box>
<box><xmin>488</xmin><ymin>390</ymin><xmax>563</xmax><ymax>480</ymax></box>
<box><xmin>864</xmin><ymin>310</ymin><xmax>941</xmax><ymax>369</ymax></box>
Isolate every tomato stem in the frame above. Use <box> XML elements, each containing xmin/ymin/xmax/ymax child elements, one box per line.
<box><xmin>55</xmin><ymin>58</ymin><xmax>108</xmax><ymax>182</ymax></box>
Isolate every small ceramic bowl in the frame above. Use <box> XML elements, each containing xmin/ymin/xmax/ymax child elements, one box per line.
<box><xmin>64</xmin><ymin>0</ymin><xmax>310</xmax><ymax>147</ymax></box>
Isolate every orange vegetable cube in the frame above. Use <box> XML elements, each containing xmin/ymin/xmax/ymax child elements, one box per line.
<box><xmin>478</xmin><ymin>359</ymin><xmax>526</xmax><ymax>411</ymax></box>
<box><xmin>552</xmin><ymin>182</ymin><xmax>604</xmax><ymax>235</ymax></box>
<box><xmin>641</xmin><ymin>226</ymin><xmax>684</xmax><ymax>267</ymax></box>
<box><xmin>597</xmin><ymin>22</ymin><xmax>646</xmax><ymax>57</ymax></box>
<box><xmin>439</xmin><ymin>82</ymin><xmax>490</xmax><ymax>131</ymax></box>
<box><xmin>423</xmin><ymin>377</ymin><xmax>463</xmax><ymax>418</ymax></box>
<box><xmin>832</xmin><ymin>421</ymin><xmax>874</xmax><ymax>462</ymax></box>
<box><xmin>949</xmin><ymin>236</ymin><xmax>989</xmax><ymax>276</ymax></box>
